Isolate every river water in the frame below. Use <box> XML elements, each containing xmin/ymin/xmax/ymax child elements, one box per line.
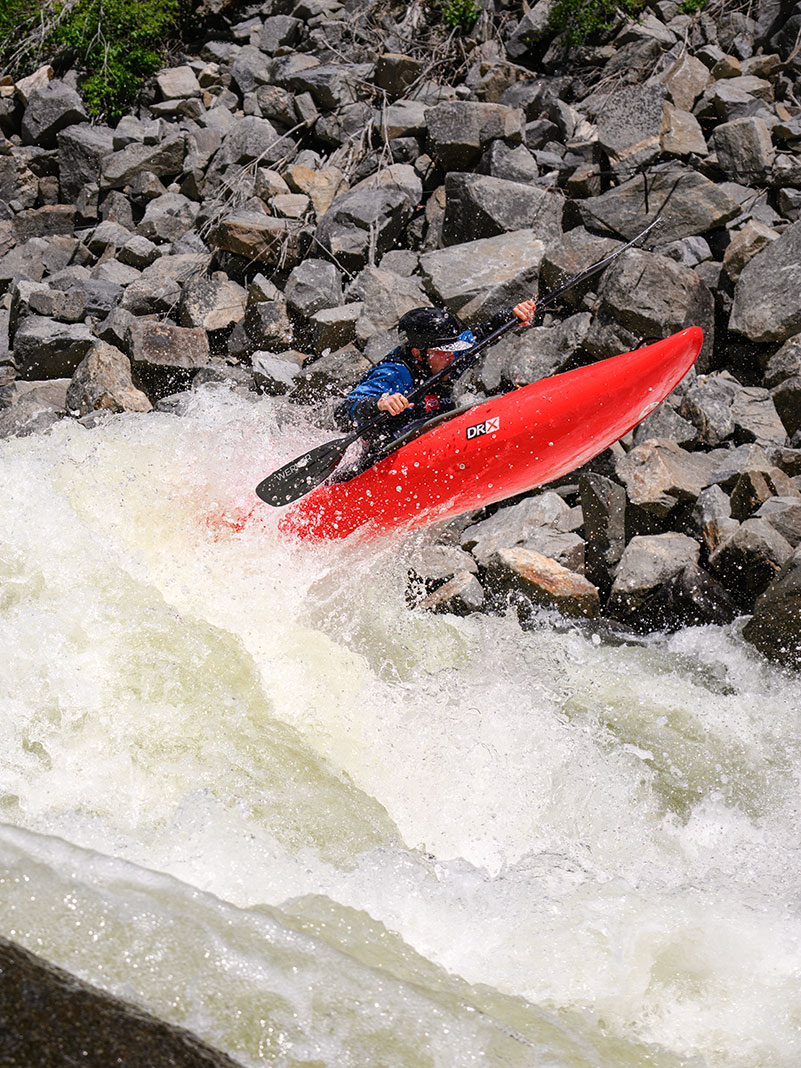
<box><xmin>1</xmin><ymin>384</ymin><xmax>800</xmax><ymax>1068</ymax></box>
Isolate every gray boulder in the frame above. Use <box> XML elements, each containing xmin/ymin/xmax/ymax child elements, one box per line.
<box><xmin>742</xmin><ymin>547</ymin><xmax>801</xmax><ymax>668</ymax></box>
<box><xmin>21</xmin><ymin>80</ymin><xmax>86</xmax><ymax>146</ymax></box>
<box><xmin>730</xmin><ymin>466</ymin><xmax>800</xmax><ymax>520</ymax></box>
<box><xmin>0</xmin><ymin>380</ymin><xmax>68</xmax><ymax>438</ymax></box>
<box><xmin>462</xmin><ymin>491</ymin><xmax>577</xmax><ymax>566</ymax></box>
<box><xmin>578</xmin><ymin>169</ymin><xmax>740</xmax><ymax>245</ymax></box>
<box><xmin>711</xmin><ymin>116</ymin><xmax>775</xmax><ymax>183</ymax></box>
<box><xmin>755</xmin><ymin>496</ymin><xmax>801</xmax><ymax>546</ymax></box>
<box><xmin>730</xmin><ymin>220</ymin><xmax>801</xmax><ymax>344</ymax></box>
<box><xmin>67</xmin><ymin>341</ymin><xmax>152</xmax><ymax>416</ymax></box>
<box><xmin>763</xmin><ymin>332</ymin><xmax>801</xmax><ymax>438</ymax></box>
<box><xmin>539</xmin><ymin>228</ymin><xmax>623</xmax><ymax>309</ymax></box>
<box><xmin>579</xmin><ymin>472</ymin><xmax>626</xmax><ymax>597</ymax></box>
<box><xmin>285</xmin><ymin>259</ymin><xmax>343</xmax><ymax>318</ymax></box>
<box><xmin>58</xmin><ymin>124</ymin><xmax>115</xmax><ymax>202</ymax></box>
<box><xmin>485</xmin><ymin>547</ymin><xmax>601</xmax><ymax>619</ymax></box>
<box><xmin>681</xmin><ymin>372</ymin><xmax>788</xmax><ymax>448</ymax></box>
<box><xmin>425</xmin><ymin>101</ymin><xmax>524</xmax><ymax>170</ymax></box>
<box><xmin>138</xmin><ymin>193</ymin><xmax>200</xmax><ymax>244</ymax></box>
<box><xmin>442</xmin><ymin>174</ymin><xmax>564</xmax><ymax>246</ymax></box>
<box><xmin>615</xmin><ymin>438</ymin><xmax>719</xmax><ymax>530</ymax></box>
<box><xmin>693</xmin><ymin>484</ymin><xmax>740</xmax><ymax>554</ymax></box>
<box><xmin>315</xmin><ymin>187</ymin><xmax>413</xmax><ymax>270</ymax></box>
<box><xmin>13</xmin><ymin>316</ymin><xmax>94</xmax><ymax>380</ymax></box>
<box><xmin>419</xmin><ymin>229</ymin><xmax>545</xmax><ymax>319</ymax></box>
<box><xmin>607</xmin><ymin>532</ymin><xmax>701</xmax><ymax>622</ymax></box>
<box><xmin>596</xmin><ymin>85</ymin><xmax>666</xmax><ymax>174</ymax></box>
<box><xmin>178</xmin><ymin>277</ymin><xmax>247</xmax><ymax>332</ymax></box>
<box><xmin>584</xmin><ymin>249</ymin><xmax>715</xmax><ymax>369</ymax></box>
<box><xmin>710</xmin><ymin>518</ymin><xmax>794</xmax><ymax>606</ymax></box>
<box><xmin>208</xmin><ymin>212</ymin><xmax>305</xmax><ymax>268</ymax></box>
<box><xmin>101</xmin><ymin>136</ymin><xmax>186</xmax><ymax>189</ymax></box>
<box><xmin>127</xmin><ymin>320</ymin><xmax>209</xmax><ymax>397</ymax></box>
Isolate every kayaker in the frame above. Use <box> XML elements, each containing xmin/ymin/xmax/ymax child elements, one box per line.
<box><xmin>334</xmin><ymin>301</ymin><xmax>536</xmax><ymax>471</ymax></box>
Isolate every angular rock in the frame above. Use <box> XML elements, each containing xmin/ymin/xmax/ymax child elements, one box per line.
<box><xmin>156</xmin><ymin>65</ymin><xmax>201</xmax><ymax>100</ymax></box>
<box><xmin>208</xmin><ymin>212</ymin><xmax>304</xmax><ymax>268</ymax></box>
<box><xmin>651</xmin><ymin>51</ymin><xmax>710</xmax><ymax>111</ymax></box>
<box><xmin>462</xmin><ymin>491</ymin><xmax>573</xmax><ymax>566</ymax></box>
<box><xmin>763</xmin><ymin>333</ymin><xmax>801</xmax><ymax>438</ymax></box>
<box><xmin>632</xmin><ymin>400</ymin><xmax>698</xmax><ymax>447</ymax></box>
<box><xmin>578</xmin><ymin>169</ymin><xmax>740</xmax><ymax>245</ymax></box>
<box><xmin>178</xmin><ymin>277</ymin><xmax>247</xmax><ymax>332</ymax></box>
<box><xmin>425</xmin><ymin>101</ymin><xmax>524</xmax><ymax>170</ymax></box>
<box><xmin>102</xmin><ymin>136</ymin><xmax>186</xmax><ymax>189</ymax></box>
<box><xmin>0</xmin><ymin>381</ymin><xmax>67</xmax><ymax>438</ymax></box>
<box><xmin>67</xmin><ymin>341</ymin><xmax>152</xmax><ymax>415</ymax></box>
<box><xmin>585</xmin><ymin>249</ymin><xmax>715</xmax><ymax>369</ymax></box>
<box><xmin>742</xmin><ymin>547</ymin><xmax>801</xmax><ymax>668</ymax></box>
<box><xmin>730</xmin><ymin>466</ymin><xmax>799</xmax><ymax>520</ymax></box>
<box><xmin>21</xmin><ymin>80</ymin><xmax>86</xmax><ymax>146</ymax></box>
<box><xmin>711</xmin><ymin>116</ymin><xmax>775</xmax><ymax>182</ymax></box>
<box><xmin>13</xmin><ymin>316</ymin><xmax>94</xmax><ymax>379</ymax></box>
<box><xmin>420</xmin><ymin>229</ymin><xmax>545</xmax><ymax>319</ymax></box>
<box><xmin>709</xmin><ymin>517</ymin><xmax>793</xmax><ymax>605</ymax></box>
<box><xmin>723</xmin><ymin>220</ymin><xmax>779</xmax><ymax>281</ymax></box>
<box><xmin>485</xmin><ymin>546</ymin><xmax>600</xmax><ymax>619</ymax></box>
<box><xmin>306</xmin><ymin>303</ymin><xmax>362</xmax><ymax>352</ymax></box>
<box><xmin>615</xmin><ymin>438</ymin><xmax>718</xmax><ymax>529</ymax></box>
<box><xmin>315</xmin><ymin>187</ymin><xmax>413</xmax><ymax>270</ymax></box>
<box><xmin>252</xmin><ymin>350</ymin><xmax>304</xmax><ymax>394</ymax></box>
<box><xmin>607</xmin><ymin>532</ymin><xmax>701</xmax><ymax>622</ymax></box>
<box><xmin>755</xmin><ymin>496</ymin><xmax>801</xmax><ymax>546</ymax></box>
<box><xmin>492</xmin><ymin>312</ymin><xmax>591</xmax><ymax>391</ymax></box>
<box><xmin>681</xmin><ymin>371</ymin><xmax>788</xmax><ymax>447</ymax></box>
<box><xmin>730</xmin><ymin>220</ymin><xmax>801</xmax><ymax>344</ymax></box>
<box><xmin>374</xmin><ymin>54</ymin><xmax>424</xmax><ymax>98</ymax></box>
<box><xmin>245</xmin><ymin>300</ymin><xmax>293</xmax><ymax>350</ymax></box>
<box><xmin>355</xmin><ymin>268</ymin><xmax>430</xmax><ymax>342</ymax></box>
<box><xmin>636</xmin><ymin>562</ymin><xmax>738</xmax><ymax>631</ymax></box>
<box><xmin>660</xmin><ymin>104</ymin><xmax>709</xmax><ymax>157</ymax></box>
<box><xmin>539</xmin><ymin>228</ymin><xmax>623</xmax><ymax>310</ymax></box>
<box><xmin>127</xmin><ymin>320</ymin><xmax>209</xmax><ymax>377</ymax></box>
<box><xmin>579</xmin><ymin>472</ymin><xmax>626</xmax><ymax>596</ymax></box>
<box><xmin>417</xmin><ymin>570</ymin><xmax>486</xmax><ymax>615</ymax></box>
<box><xmin>442</xmin><ymin>174</ymin><xmax>563</xmax><ymax>246</ymax></box>
<box><xmin>693</xmin><ymin>484</ymin><xmax>740</xmax><ymax>554</ymax></box>
<box><xmin>284</xmin><ymin>259</ymin><xmax>343</xmax><ymax>320</ymax></box>
<box><xmin>596</xmin><ymin>85</ymin><xmax>666</xmax><ymax>174</ymax></box>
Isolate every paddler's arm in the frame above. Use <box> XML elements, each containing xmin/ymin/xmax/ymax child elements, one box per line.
<box><xmin>334</xmin><ymin>362</ymin><xmax>414</xmax><ymax>430</ymax></box>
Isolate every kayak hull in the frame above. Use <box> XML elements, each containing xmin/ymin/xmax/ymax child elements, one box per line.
<box><xmin>277</xmin><ymin>327</ymin><xmax>703</xmax><ymax>542</ymax></box>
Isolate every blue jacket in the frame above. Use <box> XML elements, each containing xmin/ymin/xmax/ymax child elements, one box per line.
<box><xmin>335</xmin><ymin>307</ymin><xmax>515</xmax><ymax>451</ymax></box>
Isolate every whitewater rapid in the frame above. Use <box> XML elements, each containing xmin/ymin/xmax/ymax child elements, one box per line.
<box><xmin>1</xmin><ymin>384</ymin><xmax>800</xmax><ymax>1067</ymax></box>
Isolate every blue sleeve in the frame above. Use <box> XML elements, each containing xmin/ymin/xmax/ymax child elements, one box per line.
<box><xmin>343</xmin><ymin>362</ymin><xmax>415</xmax><ymax>427</ymax></box>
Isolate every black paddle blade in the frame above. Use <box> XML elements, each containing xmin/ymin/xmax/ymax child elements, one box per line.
<box><xmin>255</xmin><ymin>437</ymin><xmax>351</xmax><ymax>506</ymax></box>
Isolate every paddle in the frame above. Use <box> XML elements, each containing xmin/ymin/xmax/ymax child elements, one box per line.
<box><xmin>255</xmin><ymin>216</ymin><xmax>662</xmax><ymax>506</ymax></box>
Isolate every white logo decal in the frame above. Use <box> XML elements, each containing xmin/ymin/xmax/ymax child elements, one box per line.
<box><xmin>466</xmin><ymin>416</ymin><xmax>500</xmax><ymax>440</ymax></box>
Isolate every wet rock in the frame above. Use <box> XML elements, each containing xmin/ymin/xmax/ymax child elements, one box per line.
<box><xmin>693</xmin><ymin>483</ymin><xmax>740</xmax><ymax>554</ymax></box>
<box><xmin>417</xmin><ymin>570</ymin><xmax>486</xmax><ymax>615</ymax></box>
<box><xmin>681</xmin><ymin>372</ymin><xmax>787</xmax><ymax>447</ymax></box>
<box><xmin>638</xmin><ymin>562</ymin><xmax>738</xmax><ymax>631</ymax></box>
<box><xmin>252</xmin><ymin>350</ymin><xmax>304</xmax><ymax>393</ymax></box>
<box><xmin>579</xmin><ymin>472</ymin><xmax>626</xmax><ymax>597</ymax></box>
<box><xmin>606</xmin><ymin>531</ymin><xmax>701</xmax><ymax>622</ymax></box>
<box><xmin>707</xmin><ymin>443</ymin><xmax>775</xmax><ymax>490</ymax></box>
<box><xmin>285</xmin><ymin>259</ymin><xmax>343</xmax><ymax>319</ymax></box>
<box><xmin>730</xmin><ymin>219</ymin><xmax>801</xmax><ymax>344</ymax></box>
<box><xmin>178</xmin><ymin>277</ymin><xmax>246</xmax><ymax>332</ymax></box>
<box><xmin>0</xmin><ymin>380</ymin><xmax>68</xmax><ymax>437</ymax></box>
<box><xmin>291</xmin><ymin>342</ymin><xmax>370</xmax><ymax>400</ymax></box>
<box><xmin>743</xmin><ymin>546</ymin><xmax>801</xmax><ymax>668</ymax></box>
<box><xmin>709</xmin><ymin>517</ymin><xmax>793</xmax><ymax>605</ymax></box>
<box><xmin>485</xmin><ymin>546</ymin><xmax>600</xmax><ymax>619</ymax></box>
<box><xmin>442</xmin><ymin>174</ymin><xmax>563</xmax><ymax>246</ymax></box>
<box><xmin>13</xmin><ymin>316</ymin><xmax>94</xmax><ymax>379</ymax></box>
<box><xmin>730</xmin><ymin>466</ymin><xmax>800</xmax><ymax>519</ymax></box>
<box><xmin>632</xmin><ymin>399</ymin><xmax>697</xmax><ymax>447</ymax></box>
<box><xmin>355</xmin><ymin>268</ymin><xmax>430</xmax><ymax>342</ymax></box>
<box><xmin>755</xmin><ymin>496</ymin><xmax>801</xmax><ymax>546</ymax></box>
<box><xmin>491</xmin><ymin>312</ymin><xmax>591</xmax><ymax>390</ymax></box>
<box><xmin>306</xmin><ymin>303</ymin><xmax>363</xmax><ymax>352</ymax></box>
<box><xmin>0</xmin><ymin>935</ymin><xmax>243</xmax><ymax>1068</ymax></box>
<box><xmin>67</xmin><ymin>341</ymin><xmax>152</xmax><ymax>416</ymax></box>
<box><xmin>615</xmin><ymin>438</ymin><xmax>719</xmax><ymax>532</ymax></box>
<box><xmin>462</xmin><ymin>491</ymin><xmax>578</xmax><ymax>566</ymax></box>
<box><xmin>539</xmin><ymin>228</ymin><xmax>623</xmax><ymax>309</ymax></box>
<box><xmin>127</xmin><ymin>320</ymin><xmax>209</xmax><ymax>397</ymax></box>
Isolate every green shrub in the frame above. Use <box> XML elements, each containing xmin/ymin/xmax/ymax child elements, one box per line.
<box><xmin>439</xmin><ymin>0</ymin><xmax>481</xmax><ymax>32</ymax></box>
<box><xmin>548</xmin><ymin>0</ymin><xmax>643</xmax><ymax>46</ymax></box>
<box><xmin>0</xmin><ymin>0</ymin><xmax>182</xmax><ymax>119</ymax></box>
<box><xmin>53</xmin><ymin>0</ymin><xmax>181</xmax><ymax>118</ymax></box>
<box><xmin>679</xmin><ymin>0</ymin><xmax>706</xmax><ymax>12</ymax></box>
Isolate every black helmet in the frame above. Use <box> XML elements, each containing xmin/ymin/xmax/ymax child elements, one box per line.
<box><xmin>398</xmin><ymin>307</ymin><xmax>467</xmax><ymax>350</ymax></box>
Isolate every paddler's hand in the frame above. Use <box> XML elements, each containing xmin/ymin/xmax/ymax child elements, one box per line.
<box><xmin>378</xmin><ymin>392</ymin><xmax>411</xmax><ymax>416</ymax></box>
<box><xmin>513</xmin><ymin>299</ymin><xmax>537</xmax><ymax>326</ymax></box>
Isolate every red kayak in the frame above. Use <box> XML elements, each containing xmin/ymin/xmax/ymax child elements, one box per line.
<box><xmin>278</xmin><ymin>327</ymin><xmax>702</xmax><ymax>542</ymax></box>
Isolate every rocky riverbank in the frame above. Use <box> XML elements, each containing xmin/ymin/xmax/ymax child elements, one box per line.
<box><xmin>2</xmin><ymin>0</ymin><xmax>801</xmax><ymax>666</ymax></box>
